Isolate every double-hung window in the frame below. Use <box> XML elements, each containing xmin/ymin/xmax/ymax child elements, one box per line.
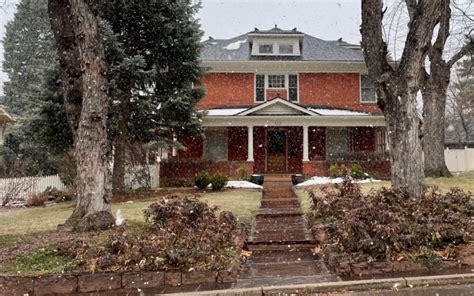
<box><xmin>255</xmin><ymin>75</ymin><xmax>265</xmax><ymax>102</ymax></box>
<box><xmin>289</xmin><ymin>74</ymin><xmax>298</xmax><ymax>102</ymax></box>
<box><xmin>361</xmin><ymin>75</ymin><xmax>377</xmax><ymax>103</ymax></box>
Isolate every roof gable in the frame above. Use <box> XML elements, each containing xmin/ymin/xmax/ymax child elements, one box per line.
<box><xmin>238</xmin><ymin>98</ymin><xmax>317</xmax><ymax>116</ymax></box>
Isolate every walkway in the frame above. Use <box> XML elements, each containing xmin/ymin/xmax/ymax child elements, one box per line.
<box><xmin>236</xmin><ymin>175</ymin><xmax>339</xmax><ymax>288</ymax></box>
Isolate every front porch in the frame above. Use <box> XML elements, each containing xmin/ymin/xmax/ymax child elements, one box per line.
<box><xmin>160</xmin><ymin>99</ymin><xmax>390</xmax><ymax>185</ymax></box>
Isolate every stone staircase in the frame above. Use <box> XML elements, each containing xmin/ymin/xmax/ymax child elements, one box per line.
<box><xmin>236</xmin><ymin>175</ymin><xmax>339</xmax><ymax>288</ymax></box>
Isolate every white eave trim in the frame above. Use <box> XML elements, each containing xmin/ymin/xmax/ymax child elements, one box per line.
<box><xmin>237</xmin><ymin>98</ymin><xmax>317</xmax><ymax>116</ymax></box>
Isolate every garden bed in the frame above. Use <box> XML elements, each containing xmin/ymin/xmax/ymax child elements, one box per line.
<box><xmin>300</xmin><ymin>176</ymin><xmax>474</xmax><ymax>279</ymax></box>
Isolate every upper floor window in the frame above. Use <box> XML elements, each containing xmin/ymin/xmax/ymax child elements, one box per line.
<box><xmin>255</xmin><ymin>75</ymin><xmax>265</xmax><ymax>102</ymax></box>
<box><xmin>289</xmin><ymin>74</ymin><xmax>298</xmax><ymax>102</ymax></box>
<box><xmin>259</xmin><ymin>44</ymin><xmax>273</xmax><ymax>54</ymax></box>
<box><xmin>361</xmin><ymin>75</ymin><xmax>376</xmax><ymax>103</ymax></box>
<box><xmin>268</xmin><ymin>75</ymin><xmax>285</xmax><ymax>88</ymax></box>
<box><xmin>279</xmin><ymin>44</ymin><xmax>294</xmax><ymax>54</ymax></box>
<box><xmin>255</xmin><ymin>74</ymin><xmax>299</xmax><ymax>102</ymax></box>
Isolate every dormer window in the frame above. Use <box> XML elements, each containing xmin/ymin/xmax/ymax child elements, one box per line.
<box><xmin>252</xmin><ymin>39</ymin><xmax>301</xmax><ymax>56</ymax></box>
<box><xmin>279</xmin><ymin>44</ymin><xmax>294</xmax><ymax>54</ymax></box>
<box><xmin>259</xmin><ymin>44</ymin><xmax>274</xmax><ymax>54</ymax></box>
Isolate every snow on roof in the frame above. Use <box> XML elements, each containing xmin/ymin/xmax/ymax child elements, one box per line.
<box><xmin>309</xmin><ymin>108</ymin><xmax>370</xmax><ymax>116</ymax></box>
<box><xmin>203</xmin><ymin>108</ymin><xmax>248</xmax><ymax>116</ymax></box>
<box><xmin>223</xmin><ymin>39</ymin><xmax>247</xmax><ymax>50</ymax></box>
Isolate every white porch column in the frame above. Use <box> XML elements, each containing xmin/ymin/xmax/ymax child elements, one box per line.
<box><xmin>247</xmin><ymin>126</ymin><xmax>254</xmax><ymax>162</ymax></box>
<box><xmin>172</xmin><ymin>133</ymin><xmax>177</xmax><ymax>157</ymax></box>
<box><xmin>303</xmin><ymin>125</ymin><xmax>309</xmax><ymax>161</ymax></box>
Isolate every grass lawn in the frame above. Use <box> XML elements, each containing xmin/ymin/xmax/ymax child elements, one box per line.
<box><xmin>0</xmin><ymin>189</ymin><xmax>261</xmax><ymax>238</ymax></box>
<box><xmin>296</xmin><ymin>171</ymin><xmax>474</xmax><ymax>213</ymax></box>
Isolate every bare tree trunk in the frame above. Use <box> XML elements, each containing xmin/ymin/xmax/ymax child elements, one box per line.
<box><xmin>49</xmin><ymin>0</ymin><xmax>114</xmax><ymax>231</ymax></box>
<box><xmin>112</xmin><ymin>138</ymin><xmax>127</xmax><ymax>193</ymax></box>
<box><xmin>422</xmin><ymin>68</ymin><xmax>452</xmax><ymax>177</ymax></box>
<box><xmin>384</xmin><ymin>84</ymin><xmax>425</xmax><ymax>197</ymax></box>
<box><xmin>361</xmin><ymin>0</ymin><xmax>443</xmax><ymax>197</ymax></box>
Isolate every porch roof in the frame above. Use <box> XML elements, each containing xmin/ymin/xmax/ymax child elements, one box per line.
<box><xmin>200</xmin><ymin>99</ymin><xmax>385</xmax><ymax>127</ymax></box>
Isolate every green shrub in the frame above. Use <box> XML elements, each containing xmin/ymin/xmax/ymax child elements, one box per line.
<box><xmin>210</xmin><ymin>173</ymin><xmax>229</xmax><ymax>191</ymax></box>
<box><xmin>194</xmin><ymin>172</ymin><xmax>211</xmax><ymax>190</ymax></box>
<box><xmin>350</xmin><ymin>163</ymin><xmax>365</xmax><ymax>179</ymax></box>
<box><xmin>329</xmin><ymin>164</ymin><xmax>349</xmax><ymax>178</ymax></box>
<box><xmin>367</xmin><ymin>171</ymin><xmax>380</xmax><ymax>179</ymax></box>
<box><xmin>329</xmin><ymin>164</ymin><xmax>341</xmax><ymax>178</ymax></box>
<box><xmin>237</xmin><ymin>165</ymin><xmax>249</xmax><ymax>181</ymax></box>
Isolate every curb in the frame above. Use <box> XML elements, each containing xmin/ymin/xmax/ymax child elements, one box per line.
<box><xmin>161</xmin><ymin>273</ymin><xmax>474</xmax><ymax>295</ymax></box>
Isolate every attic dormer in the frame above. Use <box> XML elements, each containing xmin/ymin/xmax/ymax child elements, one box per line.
<box><xmin>249</xmin><ymin>26</ymin><xmax>304</xmax><ymax>57</ymax></box>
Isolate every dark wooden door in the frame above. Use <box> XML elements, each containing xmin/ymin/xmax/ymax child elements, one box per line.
<box><xmin>266</xmin><ymin>130</ymin><xmax>287</xmax><ymax>172</ymax></box>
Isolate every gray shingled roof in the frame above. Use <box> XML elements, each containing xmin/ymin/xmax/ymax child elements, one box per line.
<box><xmin>200</xmin><ymin>28</ymin><xmax>364</xmax><ymax>62</ymax></box>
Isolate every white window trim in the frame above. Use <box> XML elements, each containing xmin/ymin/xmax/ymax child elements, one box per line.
<box><xmin>254</xmin><ymin>73</ymin><xmax>299</xmax><ymax>103</ymax></box>
<box><xmin>253</xmin><ymin>40</ymin><xmax>301</xmax><ymax>56</ymax></box>
<box><xmin>360</xmin><ymin>74</ymin><xmax>377</xmax><ymax>104</ymax></box>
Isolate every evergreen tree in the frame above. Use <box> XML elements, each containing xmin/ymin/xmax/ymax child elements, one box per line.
<box><xmin>101</xmin><ymin>0</ymin><xmax>204</xmax><ymax>191</ymax></box>
<box><xmin>1</xmin><ymin>0</ymin><xmax>56</xmax><ymax>116</ymax></box>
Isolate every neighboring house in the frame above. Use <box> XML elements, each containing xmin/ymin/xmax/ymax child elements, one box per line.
<box><xmin>161</xmin><ymin>27</ymin><xmax>388</xmax><ymax>185</ymax></box>
<box><xmin>0</xmin><ymin>107</ymin><xmax>15</xmax><ymax>145</ymax></box>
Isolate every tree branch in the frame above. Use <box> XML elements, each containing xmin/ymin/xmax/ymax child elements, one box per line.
<box><xmin>447</xmin><ymin>37</ymin><xmax>474</xmax><ymax>67</ymax></box>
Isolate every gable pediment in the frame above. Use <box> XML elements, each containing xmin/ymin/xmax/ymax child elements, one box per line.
<box><xmin>238</xmin><ymin>98</ymin><xmax>316</xmax><ymax>116</ymax></box>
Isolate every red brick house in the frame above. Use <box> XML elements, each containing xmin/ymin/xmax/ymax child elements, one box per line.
<box><xmin>161</xmin><ymin>27</ymin><xmax>389</xmax><ymax>185</ymax></box>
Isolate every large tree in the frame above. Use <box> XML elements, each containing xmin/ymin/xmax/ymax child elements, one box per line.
<box><xmin>360</xmin><ymin>0</ymin><xmax>443</xmax><ymax>197</ymax></box>
<box><xmin>101</xmin><ymin>0</ymin><xmax>204</xmax><ymax>192</ymax></box>
<box><xmin>1</xmin><ymin>0</ymin><xmax>56</xmax><ymax>116</ymax></box>
<box><xmin>420</xmin><ymin>1</ymin><xmax>473</xmax><ymax>177</ymax></box>
<box><xmin>48</xmin><ymin>0</ymin><xmax>115</xmax><ymax>230</ymax></box>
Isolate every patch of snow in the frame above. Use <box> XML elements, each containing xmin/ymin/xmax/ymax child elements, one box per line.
<box><xmin>115</xmin><ymin>209</ymin><xmax>124</xmax><ymax>226</ymax></box>
<box><xmin>226</xmin><ymin>180</ymin><xmax>263</xmax><ymax>189</ymax></box>
<box><xmin>203</xmin><ymin>108</ymin><xmax>247</xmax><ymax>116</ymax></box>
<box><xmin>224</xmin><ymin>39</ymin><xmax>247</xmax><ymax>50</ymax></box>
<box><xmin>296</xmin><ymin>176</ymin><xmax>381</xmax><ymax>187</ymax></box>
<box><xmin>309</xmin><ymin>108</ymin><xmax>370</xmax><ymax>116</ymax></box>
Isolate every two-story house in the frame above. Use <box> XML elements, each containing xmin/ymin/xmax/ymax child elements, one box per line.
<box><xmin>160</xmin><ymin>27</ymin><xmax>389</xmax><ymax>186</ymax></box>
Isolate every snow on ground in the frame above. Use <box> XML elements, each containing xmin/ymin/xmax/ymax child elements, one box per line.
<box><xmin>296</xmin><ymin>176</ymin><xmax>382</xmax><ymax>187</ymax></box>
<box><xmin>226</xmin><ymin>180</ymin><xmax>263</xmax><ymax>189</ymax></box>
<box><xmin>223</xmin><ymin>39</ymin><xmax>247</xmax><ymax>50</ymax></box>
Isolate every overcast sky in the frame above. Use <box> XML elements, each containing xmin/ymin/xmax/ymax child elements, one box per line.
<box><xmin>0</xmin><ymin>0</ymin><xmax>362</xmax><ymax>93</ymax></box>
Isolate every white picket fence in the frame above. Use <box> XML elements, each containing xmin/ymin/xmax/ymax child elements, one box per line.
<box><xmin>0</xmin><ymin>164</ymin><xmax>160</xmax><ymax>206</ymax></box>
<box><xmin>445</xmin><ymin>148</ymin><xmax>474</xmax><ymax>173</ymax></box>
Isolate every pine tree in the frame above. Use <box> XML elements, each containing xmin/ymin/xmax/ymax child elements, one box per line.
<box><xmin>101</xmin><ymin>0</ymin><xmax>204</xmax><ymax>191</ymax></box>
<box><xmin>2</xmin><ymin>0</ymin><xmax>56</xmax><ymax>116</ymax></box>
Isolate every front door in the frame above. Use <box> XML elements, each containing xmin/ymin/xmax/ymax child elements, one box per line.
<box><xmin>266</xmin><ymin>130</ymin><xmax>287</xmax><ymax>173</ymax></box>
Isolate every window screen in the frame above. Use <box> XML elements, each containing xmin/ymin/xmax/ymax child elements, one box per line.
<box><xmin>259</xmin><ymin>44</ymin><xmax>273</xmax><ymax>54</ymax></box>
<box><xmin>279</xmin><ymin>44</ymin><xmax>294</xmax><ymax>54</ymax></box>
<box><xmin>361</xmin><ymin>75</ymin><xmax>376</xmax><ymax>103</ymax></box>
<box><xmin>255</xmin><ymin>74</ymin><xmax>265</xmax><ymax>101</ymax></box>
<box><xmin>204</xmin><ymin>129</ymin><xmax>228</xmax><ymax>161</ymax></box>
<box><xmin>289</xmin><ymin>74</ymin><xmax>298</xmax><ymax>101</ymax></box>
